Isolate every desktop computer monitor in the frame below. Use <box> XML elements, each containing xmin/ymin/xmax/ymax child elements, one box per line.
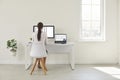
<box><xmin>33</xmin><ymin>25</ymin><xmax>55</xmax><ymax>38</ymax></box>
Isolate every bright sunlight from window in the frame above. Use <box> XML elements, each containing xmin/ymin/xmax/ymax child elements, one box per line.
<box><xmin>94</xmin><ymin>67</ymin><xmax>120</xmax><ymax>79</ymax></box>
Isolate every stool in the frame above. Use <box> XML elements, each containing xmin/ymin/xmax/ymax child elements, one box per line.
<box><xmin>30</xmin><ymin>58</ymin><xmax>47</xmax><ymax>75</ymax></box>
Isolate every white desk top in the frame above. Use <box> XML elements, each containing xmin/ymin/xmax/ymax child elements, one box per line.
<box><xmin>47</xmin><ymin>42</ymin><xmax>74</xmax><ymax>46</ymax></box>
<box><xmin>27</xmin><ymin>42</ymin><xmax>74</xmax><ymax>46</ymax></box>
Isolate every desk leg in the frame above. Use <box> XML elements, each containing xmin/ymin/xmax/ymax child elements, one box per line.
<box><xmin>25</xmin><ymin>57</ymin><xmax>33</xmax><ymax>70</ymax></box>
<box><xmin>25</xmin><ymin>45</ymin><xmax>33</xmax><ymax>70</ymax></box>
<box><xmin>70</xmin><ymin>46</ymin><xmax>75</xmax><ymax>70</ymax></box>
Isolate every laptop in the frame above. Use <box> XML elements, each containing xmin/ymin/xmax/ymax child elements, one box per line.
<box><xmin>55</xmin><ymin>34</ymin><xmax>67</xmax><ymax>44</ymax></box>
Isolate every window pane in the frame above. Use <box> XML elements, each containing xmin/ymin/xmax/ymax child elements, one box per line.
<box><xmin>82</xmin><ymin>5</ymin><xmax>91</xmax><ymax>20</ymax></box>
<box><xmin>92</xmin><ymin>21</ymin><xmax>100</xmax><ymax>30</ymax></box>
<box><xmin>81</xmin><ymin>21</ymin><xmax>91</xmax><ymax>38</ymax></box>
<box><xmin>82</xmin><ymin>21</ymin><xmax>91</xmax><ymax>30</ymax></box>
<box><xmin>80</xmin><ymin>0</ymin><xmax>104</xmax><ymax>40</ymax></box>
<box><xmin>92</xmin><ymin>21</ymin><xmax>101</xmax><ymax>36</ymax></box>
<box><xmin>92</xmin><ymin>5</ymin><xmax>100</xmax><ymax>20</ymax></box>
<box><xmin>81</xmin><ymin>30</ymin><xmax>91</xmax><ymax>38</ymax></box>
<box><xmin>92</xmin><ymin>0</ymin><xmax>100</xmax><ymax>4</ymax></box>
<box><xmin>82</xmin><ymin>0</ymin><xmax>91</xmax><ymax>4</ymax></box>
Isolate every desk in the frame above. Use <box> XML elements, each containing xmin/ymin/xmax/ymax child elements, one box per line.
<box><xmin>25</xmin><ymin>42</ymin><xmax>75</xmax><ymax>70</ymax></box>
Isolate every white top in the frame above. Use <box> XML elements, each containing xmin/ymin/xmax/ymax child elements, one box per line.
<box><xmin>30</xmin><ymin>31</ymin><xmax>47</xmax><ymax>58</ymax></box>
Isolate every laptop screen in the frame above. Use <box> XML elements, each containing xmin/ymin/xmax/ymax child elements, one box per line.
<box><xmin>55</xmin><ymin>34</ymin><xmax>67</xmax><ymax>41</ymax></box>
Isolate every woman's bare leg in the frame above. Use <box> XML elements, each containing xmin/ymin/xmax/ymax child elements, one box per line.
<box><xmin>43</xmin><ymin>57</ymin><xmax>47</xmax><ymax>71</ymax></box>
<box><xmin>40</xmin><ymin>58</ymin><xmax>46</xmax><ymax>75</ymax></box>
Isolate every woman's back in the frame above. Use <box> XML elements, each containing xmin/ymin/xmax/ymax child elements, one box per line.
<box><xmin>32</xmin><ymin>31</ymin><xmax>47</xmax><ymax>44</ymax></box>
<box><xmin>30</xmin><ymin>31</ymin><xmax>47</xmax><ymax>58</ymax></box>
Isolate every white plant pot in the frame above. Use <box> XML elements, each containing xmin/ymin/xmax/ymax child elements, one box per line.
<box><xmin>10</xmin><ymin>52</ymin><xmax>16</xmax><ymax>56</ymax></box>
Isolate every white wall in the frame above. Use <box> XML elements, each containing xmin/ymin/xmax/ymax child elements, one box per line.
<box><xmin>118</xmin><ymin>0</ymin><xmax>120</xmax><ymax>64</ymax></box>
<box><xmin>0</xmin><ymin>0</ymin><xmax>118</xmax><ymax>64</ymax></box>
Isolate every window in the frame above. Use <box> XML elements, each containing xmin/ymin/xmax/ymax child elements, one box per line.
<box><xmin>80</xmin><ymin>0</ymin><xmax>105</xmax><ymax>41</ymax></box>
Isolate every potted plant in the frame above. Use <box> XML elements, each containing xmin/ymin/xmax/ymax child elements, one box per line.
<box><xmin>7</xmin><ymin>39</ymin><xmax>17</xmax><ymax>56</ymax></box>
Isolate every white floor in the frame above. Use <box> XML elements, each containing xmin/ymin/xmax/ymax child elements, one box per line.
<box><xmin>0</xmin><ymin>64</ymin><xmax>120</xmax><ymax>80</ymax></box>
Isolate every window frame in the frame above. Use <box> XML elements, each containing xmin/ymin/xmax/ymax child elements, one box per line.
<box><xmin>79</xmin><ymin>0</ymin><xmax>105</xmax><ymax>42</ymax></box>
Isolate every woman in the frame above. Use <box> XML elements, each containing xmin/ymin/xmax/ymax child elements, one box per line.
<box><xmin>30</xmin><ymin>22</ymin><xmax>47</xmax><ymax>75</ymax></box>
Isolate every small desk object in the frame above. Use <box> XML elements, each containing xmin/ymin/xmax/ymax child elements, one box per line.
<box><xmin>25</xmin><ymin>42</ymin><xmax>75</xmax><ymax>70</ymax></box>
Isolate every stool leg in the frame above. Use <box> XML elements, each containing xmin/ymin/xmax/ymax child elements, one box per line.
<box><xmin>30</xmin><ymin>59</ymin><xmax>38</xmax><ymax>75</ymax></box>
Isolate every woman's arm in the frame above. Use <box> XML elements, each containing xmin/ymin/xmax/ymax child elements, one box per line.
<box><xmin>31</xmin><ymin>33</ymin><xmax>34</xmax><ymax>42</ymax></box>
<box><xmin>44</xmin><ymin>32</ymin><xmax>48</xmax><ymax>53</ymax></box>
<box><xmin>45</xmin><ymin>32</ymin><xmax>48</xmax><ymax>45</ymax></box>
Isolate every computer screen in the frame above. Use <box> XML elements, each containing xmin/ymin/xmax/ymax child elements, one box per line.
<box><xmin>55</xmin><ymin>34</ymin><xmax>67</xmax><ymax>44</ymax></box>
<box><xmin>55</xmin><ymin>34</ymin><xmax>67</xmax><ymax>41</ymax></box>
<box><xmin>33</xmin><ymin>25</ymin><xmax>55</xmax><ymax>38</ymax></box>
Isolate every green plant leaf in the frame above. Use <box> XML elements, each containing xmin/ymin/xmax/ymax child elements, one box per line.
<box><xmin>7</xmin><ymin>39</ymin><xmax>17</xmax><ymax>53</ymax></box>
